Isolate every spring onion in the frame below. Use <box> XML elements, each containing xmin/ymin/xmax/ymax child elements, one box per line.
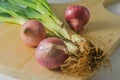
<box><xmin>0</xmin><ymin>0</ymin><xmax>107</xmax><ymax>76</ymax></box>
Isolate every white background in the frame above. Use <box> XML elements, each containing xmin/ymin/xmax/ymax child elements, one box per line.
<box><xmin>0</xmin><ymin>0</ymin><xmax>120</xmax><ymax>80</ymax></box>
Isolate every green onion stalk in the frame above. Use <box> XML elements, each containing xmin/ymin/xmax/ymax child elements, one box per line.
<box><xmin>0</xmin><ymin>0</ymin><xmax>107</xmax><ymax>76</ymax></box>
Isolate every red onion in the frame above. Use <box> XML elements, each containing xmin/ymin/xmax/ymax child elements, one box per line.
<box><xmin>20</xmin><ymin>20</ymin><xmax>46</xmax><ymax>47</ymax></box>
<box><xmin>36</xmin><ymin>37</ymin><xmax>68</xmax><ymax>69</ymax></box>
<box><xmin>65</xmin><ymin>5</ymin><xmax>90</xmax><ymax>32</ymax></box>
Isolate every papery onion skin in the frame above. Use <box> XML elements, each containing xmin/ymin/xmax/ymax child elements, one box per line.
<box><xmin>65</xmin><ymin>5</ymin><xmax>90</xmax><ymax>32</ymax></box>
<box><xmin>36</xmin><ymin>37</ymin><xmax>68</xmax><ymax>69</ymax></box>
<box><xmin>20</xmin><ymin>20</ymin><xmax>46</xmax><ymax>47</ymax></box>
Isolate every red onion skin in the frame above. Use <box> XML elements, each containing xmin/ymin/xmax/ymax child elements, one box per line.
<box><xmin>65</xmin><ymin>5</ymin><xmax>90</xmax><ymax>32</ymax></box>
<box><xmin>20</xmin><ymin>20</ymin><xmax>46</xmax><ymax>47</ymax></box>
<box><xmin>36</xmin><ymin>37</ymin><xmax>68</xmax><ymax>69</ymax></box>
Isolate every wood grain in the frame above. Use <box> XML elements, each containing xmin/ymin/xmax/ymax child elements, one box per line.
<box><xmin>0</xmin><ymin>0</ymin><xmax>120</xmax><ymax>80</ymax></box>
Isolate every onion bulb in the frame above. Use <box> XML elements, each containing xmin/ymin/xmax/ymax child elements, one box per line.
<box><xmin>36</xmin><ymin>37</ymin><xmax>68</xmax><ymax>69</ymax></box>
<box><xmin>20</xmin><ymin>20</ymin><xmax>46</xmax><ymax>47</ymax></box>
<box><xmin>65</xmin><ymin>5</ymin><xmax>90</xmax><ymax>32</ymax></box>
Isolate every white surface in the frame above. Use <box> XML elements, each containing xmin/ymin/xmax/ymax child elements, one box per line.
<box><xmin>0</xmin><ymin>0</ymin><xmax>120</xmax><ymax>80</ymax></box>
<box><xmin>107</xmin><ymin>2</ymin><xmax>120</xmax><ymax>16</ymax></box>
<box><xmin>0</xmin><ymin>74</ymin><xmax>18</xmax><ymax>80</ymax></box>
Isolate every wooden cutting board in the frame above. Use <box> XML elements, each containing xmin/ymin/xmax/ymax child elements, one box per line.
<box><xmin>0</xmin><ymin>0</ymin><xmax>120</xmax><ymax>80</ymax></box>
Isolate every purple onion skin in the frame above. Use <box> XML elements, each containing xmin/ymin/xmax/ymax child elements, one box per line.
<box><xmin>20</xmin><ymin>20</ymin><xmax>46</xmax><ymax>47</ymax></box>
<box><xmin>36</xmin><ymin>37</ymin><xmax>68</xmax><ymax>69</ymax></box>
<box><xmin>65</xmin><ymin>5</ymin><xmax>90</xmax><ymax>32</ymax></box>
